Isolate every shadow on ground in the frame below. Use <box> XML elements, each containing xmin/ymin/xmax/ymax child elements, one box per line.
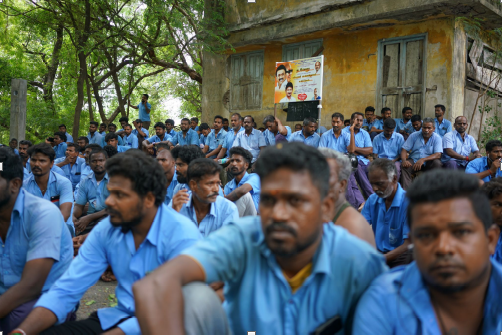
<box><xmin>77</xmin><ymin>280</ymin><xmax>118</xmax><ymax>320</ymax></box>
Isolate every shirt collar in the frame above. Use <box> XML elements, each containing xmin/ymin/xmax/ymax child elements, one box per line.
<box><xmin>145</xmin><ymin>205</ymin><xmax>163</xmax><ymax>246</ymax></box>
<box><xmin>377</xmin><ymin>183</ymin><xmax>405</xmax><ymax>207</ymax></box>
<box><xmin>12</xmin><ymin>188</ymin><xmax>26</xmax><ymax>218</ymax></box>
<box><xmin>92</xmin><ymin>172</ymin><xmax>109</xmax><ymax>183</ymax></box>
<box><xmin>187</xmin><ymin>194</ymin><xmax>216</xmax><ymax>218</ymax></box>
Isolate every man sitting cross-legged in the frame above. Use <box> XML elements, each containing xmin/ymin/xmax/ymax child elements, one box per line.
<box><xmin>15</xmin><ymin>150</ymin><xmax>202</xmax><ymax>335</ymax></box>
<box><xmin>54</xmin><ymin>143</ymin><xmax>85</xmax><ymax>191</ymax></box>
<box><xmin>133</xmin><ymin>142</ymin><xmax>387</xmax><ymax>335</ymax></box>
<box><xmin>0</xmin><ymin>149</ymin><xmax>72</xmax><ymax>333</ymax></box>
<box><xmin>442</xmin><ymin>116</ymin><xmax>482</xmax><ymax>170</ymax></box>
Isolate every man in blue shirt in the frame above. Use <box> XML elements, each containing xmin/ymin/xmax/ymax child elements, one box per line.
<box><xmin>107</xmin><ymin>123</ymin><xmax>125</xmax><ymax>146</ymax></box>
<box><xmin>169</xmin><ymin>118</ymin><xmax>200</xmax><ymax>147</ymax></box>
<box><xmin>121</xmin><ymin>124</ymin><xmax>138</xmax><ymax>148</ymax></box>
<box><xmin>165</xmin><ymin>118</ymin><xmax>177</xmax><ymax>137</ymax></box>
<box><xmin>58</xmin><ymin>124</ymin><xmax>73</xmax><ymax>143</ymax></box>
<box><xmin>354</xmin><ymin>170</ymin><xmax>502</xmax><ymax>334</ymax></box>
<box><xmin>50</xmin><ymin>132</ymin><xmax>67</xmax><ymax>159</ymax></box>
<box><xmin>87</xmin><ymin>121</ymin><xmax>104</xmax><ymax>147</ymax></box>
<box><xmin>262</xmin><ymin>115</ymin><xmax>291</xmax><ymax>146</ymax></box>
<box><xmin>395</xmin><ymin>106</ymin><xmax>412</xmax><ymax>134</ymax></box>
<box><xmin>76</xmin><ymin>136</ymin><xmax>89</xmax><ymax>155</ymax></box>
<box><xmin>54</xmin><ymin>143</ymin><xmax>85</xmax><ymax>191</ymax></box>
<box><xmin>170</xmin><ymin>145</ymin><xmax>206</xmax><ymax>207</ymax></box>
<box><xmin>198</xmin><ymin>123</ymin><xmax>210</xmax><ymax>149</ymax></box>
<box><xmin>132</xmin><ymin>119</ymin><xmax>149</xmax><ymax>140</ymax></box>
<box><xmin>466</xmin><ymin>139</ymin><xmax>502</xmax><ymax>182</ymax></box>
<box><xmin>232</xmin><ymin>115</ymin><xmax>266</xmax><ymax>163</ymax></box>
<box><xmin>369</xmin><ymin>107</ymin><xmax>392</xmax><ymax>140</ymax></box>
<box><xmin>434</xmin><ymin>104</ymin><xmax>452</xmax><ymax>137</ymax></box>
<box><xmin>203</xmin><ymin>115</ymin><xmax>227</xmax><ymax>159</ymax></box>
<box><xmin>129</xmin><ymin>94</ymin><xmax>152</xmax><ymax>130</ymax></box>
<box><xmin>362</xmin><ymin>106</ymin><xmax>376</xmax><ymax>132</ymax></box>
<box><xmin>105</xmin><ymin>133</ymin><xmax>130</xmax><ymax>153</ymax></box>
<box><xmin>172</xmin><ymin>159</ymin><xmax>238</xmax><ymax>236</ymax></box>
<box><xmin>142</xmin><ymin>122</ymin><xmax>173</xmax><ymax>151</ymax></box>
<box><xmin>401</xmin><ymin>117</ymin><xmax>443</xmax><ymax>190</ymax></box>
<box><xmin>288</xmin><ymin>117</ymin><xmax>321</xmax><ymax>147</ymax></box>
<box><xmin>156</xmin><ymin>148</ymin><xmax>178</xmax><ymax>205</ymax></box>
<box><xmin>133</xmin><ymin>142</ymin><xmax>387</xmax><ymax>335</ymax></box>
<box><xmin>402</xmin><ymin>114</ymin><xmax>422</xmax><ymax>140</ymax></box>
<box><xmin>362</xmin><ymin>159</ymin><xmax>411</xmax><ymax>267</ymax></box>
<box><xmin>17</xmin><ymin>150</ymin><xmax>202</xmax><ymax>335</ymax></box>
<box><xmin>481</xmin><ymin>178</ymin><xmax>502</xmax><ymax>264</ymax></box>
<box><xmin>442</xmin><ymin>116</ymin><xmax>482</xmax><ymax>169</ymax></box>
<box><xmin>216</xmin><ymin>113</ymin><xmax>243</xmax><ymax>160</ymax></box>
<box><xmin>0</xmin><ymin>149</ymin><xmax>72</xmax><ymax>334</ymax></box>
<box><xmin>373</xmin><ymin>118</ymin><xmax>405</xmax><ymax>180</ymax></box>
<box><xmin>190</xmin><ymin>117</ymin><xmax>200</xmax><ymax>134</ymax></box>
<box><xmin>8</xmin><ymin>138</ymin><xmax>19</xmax><ymax>155</ymax></box>
<box><xmin>18</xmin><ymin>140</ymin><xmax>32</xmax><ymax>170</ymax></box>
<box><xmin>99</xmin><ymin>123</ymin><xmax>107</xmax><ymax>136</ymax></box>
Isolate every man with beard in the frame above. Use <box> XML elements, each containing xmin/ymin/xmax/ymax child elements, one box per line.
<box><xmin>142</xmin><ymin>122</ymin><xmax>173</xmax><ymax>151</ymax></box>
<box><xmin>169</xmin><ymin>118</ymin><xmax>200</xmax><ymax>147</ymax></box>
<box><xmin>23</xmin><ymin>144</ymin><xmax>73</xmax><ymax>224</ymax></box>
<box><xmin>372</xmin><ymin>118</ymin><xmax>405</xmax><ymax>180</ymax></box>
<box><xmin>217</xmin><ymin>113</ymin><xmax>244</xmax><ymax>160</ymax></box>
<box><xmin>288</xmin><ymin>117</ymin><xmax>320</xmax><ymax>147</ymax></box>
<box><xmin>9</xmin><ymin>138</ymin><xmax>18</xmax><ymax>155</ymax></box>
<box><xmin>262</xmin><ymin>115</ymin><xmax>291</xmax><ymax>146</ymax></box>
<box><xmin>18</xmin><ymin>140</ymin><xmax>32</xmax><ymax>178</ymax></box>
<box><xmin>132</xmin><ymin>142</ymin><xmax>387</xmax><ymax>335</ymax></box>
<box><xmin>466</xmin><ymin>140</ymin><xmax>502</xmax><ymax>182</ymax></box>
<box><xmin>156</xmin><ymin>148</ymin><xmax>178</xmax><ymax>205</ymax></box>
<box><xmin>49</xmin><ymin>132</ymin><xmax>67</xmax><ymax>159</ymax></box>
<box><xmin>395</xmin><ymin>107</ymin><xmax>412</xmax><ymax>134</ymax></box>
<box><xmin>76</xmin><ymin>136</ymin><xmax>89</xmax><ymax>156</ymax></box>
<box><xmin>434</xmin><ymin>104</ymin><xmax>452</xmax><ymax>138</ymax></box>
<box><xmin>87</xmin><ymin>121</ymin><xmax>104</xmax><ymax>147</ymax></box>
<box><xmin>482</xmin><ymin>178</ymin><xmax>502</xmax><ymax>264</ymax></box>
<box><xmin>54</xmin><ymin>143</ymin><xmax>85</xmax><ymax>191</ymax></box>
<box><xmin>58</xmin><ymin>124</ymin><xmax>73</xmax><ymax>143</ymax></box>
<box><xmin>362</xmin><ymin>159</ymin><xmax>410</xmax><ymax>267</ymax></box>
<box><xmin>224</xmin><ymin>147</ymin><xmax>260</xmax><ymax>216</ymax></box>
<box><xmin>203</xmin><ymin>115</ymin><xmax>227</xmax><ymax>159</ymax></box>
<box><xmin>121</xmin><ymin>124</ymin><xmax>138</xmax><ymax>148</ymax></box>
<box><xmin>172</xmin><ymin>159</ymin><xmax>238</xmax><ymax>236</ymax></box>
<box><xmin>16</xmin><ymin>150</ymin><xmax>202</xmax><ymax>335</ymax></box>
<box><xmin>354</xmin><ymin>170</ymin><xmax>502</xmax><ymax>334</ymax></box>
<box><xmin>0</xmin><ymin>149</ymin><xmax>72</xmax><ymax>334</ymax></box>
<box><xmin>232</xmin><ymin>115</ymin><xmax>266</xmax><ymax>164</ymax></box>
<box><xmin>401</xmin><ymin>117</ymin><xmax>443</xmax><ymax>190</ymax></box>
<box><xmin>442</xmin><ymin>116</ymin><xmax>481</xmax><ymax>170</ymax></box>
<box><xmin>131</xmin><ymin>119</ymin><xmax>149</xmax><ymax>142</ymax></box>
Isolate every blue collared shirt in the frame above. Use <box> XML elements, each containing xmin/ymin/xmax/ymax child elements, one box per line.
<box><xmin>115</xmin><ymin>146</ymin><xmax>130</xmax><ymax>153</ymax></box>
<box><xmin>123</xmin><ymin>134</ymin><xmax>138</xmax><ymax>148</ymax></box>
<box><xmin>263</xmin><ymin>126</ymin><xmax>292</xmax><ymax>146</ymax></box>
<box><xmin>362</xmin><ymin>119</ymin><xmax>375</xmax><ymax>132</ymax></box>
<box><xmin>87</xmin><ymin>132</ymin><xmax>104</xmax><ymax>147</ymax></box>
<box><xmin>403</xmin><ymin>121</ymin><xmax>420</xmax><ymax>135</ymax></box>
<box><xmin>164</xmin><ymin>173</ymin><xmax>179</xmax><ymax>205</ymax></box>
<box><xmin>0</xmin><ymin>190</ymin><xmax>72</xmax><ymax>295</ymax></box>
<box><xmin>54</xmin><ymin>157</ymin><xmax>86</xmax><ymax>190</ymax></box>
<box><xmin>317</xmin><ymin>126</ymin><xmax>328</xmax><ymax>134</ymax></box>
<box><xmin>288</xmin><ymin>130</ymin><xmax>321</xmax><ymax>148</ymax></box>
<box><xmin>493</xmin><ymin>233</ymin><xmax>502</xmax><ymax>265</ymax></box>
<box><xmin>373</xmin><ymin>132</ymin><xmax>405</xmax><ymax>160</ymax></box>
<box><xmin>434</xmin><ymin>118</ymin><xmax>452</xmax><ymax>137</ymax></box>
<box><xmin>99</xmin><ymin>131</ymin><xmax>107</xmax><ymax>136</ymax></box>
<box><xmin>53</xmin><ymin>142</ymin><xmax>67</xmax><ymax>159</ymax></box>
<box><xmin>319</xmin><ymin>129</ymin><xmax>350</xmax><ymax>153</ymax></box>
<box><xmin>132</xmin><ymin>128</ymin><xmax>149</xmax><ymax>138</ymax></box>
<box><xmin>402</xmin><ymin>131</ymin><xmax>443</xmax><ymax>163</ymax></box>
<box><xmin>182</xmin><ymin>217</ymin><xmax>388</xmax><ymax>335</ymax></box>
<box><xmin>466</xmin><ymin>157</ymin><xmax>502</xmax><ymax>182</ymax></box>
<box><xmin>75</xmin><ymin>173</ymin><xmax>110</xmax><ymax>214</ymax></box>
<box><xmin>167</xmin><ymin>129</ymin><xmax>177</xmax><ymax>137</ymax></box>
<box><xmin>174</xmin><ymin>195</ymin><xmax>239</xmax><ymax>237</ymax></box>
<box><xmin>222</xmin><ymin>127</ymin><xmax>244</xmax><ymax>157</ymax></box>
<box><xmin>354</xmin><ymin>260</ymin><xmax>502</xmax><ymax>334</ymax></box>
<box><xmin>343</xmin><ymin>127</ymin><xmax>372</xmax><ymax>164</ymax></box>
<box><xmin>441</xmin><ymin>130</ymin><xmax>479</xmax><ymax>165</ymax></box>
<box><xmin>232</xmin><ymin>129</ymin><xmax>266</xmax><ymax>162</ymax></box>
<box><xmin>138</xmin><ymin>102</ymin><xmax>152</xmax><ymax>122</ymax></box>
<box><xmin>146</xmin><ymin>133</ymin><xmax>172</xmax><ymax>144</ymax></box>
<box><xmin>372</xmin><ymin>119</ymin><xmax>384</xmax><ymax>131</ymax></box>
<box><xmin>64</xmin><ymin>132</ymin><xmax>73</xmax><ymax>143</ymax></box>
<box><xmin>26</xmin><ymin>160</ymin><xmax>68</xmax><ymax>179</ymax></box>
<box><xmin>23</xmin><ymin>171</ymin><xmax>73</xmax><ymax>209</ymax></box>
<box><xmin>362</xmin><ymin>184</ymin><xmax>409</xmax><ymax>252</ymax></box>
<box><xmin>199</xmin><ymin>134</ymin><xmax>207</xmax><ymax>148</ymax></box>
<box><xmin>224</xmin><ymin>172</ymin><xmax>261</xmax><ymax>212</ymax></box>
<box><xmin>172</xmin><ymin>182</ymin><xmax>224</xmax><ymax>198</ymax></box>
<box><xmin>35</xmin><ymin>204</ymin><xmax>202</xmax><ymax>333</ymax></box>
<box><xmin>170</xmin><ymin>128</ymin><xmax>199</xmax><ymax>146</ymax></box>
<box><xmin>394</xmin><ymin>118</ymin><xmax>411</xmax><ymax>133</ymax></box>
<box><xmin>206</xmin><ymin>129</ymin><xmax>227</xmax><ymax>155</ymax></box>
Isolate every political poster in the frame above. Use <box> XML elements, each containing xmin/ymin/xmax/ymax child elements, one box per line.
<box><xmin>274</xmin><ymin>55</ymin><xmax>323</xmax><ymax>104</ymax></box>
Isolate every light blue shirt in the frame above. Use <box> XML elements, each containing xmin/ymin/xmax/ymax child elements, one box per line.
<box><xmin>35</xmin><ymin>204</ymin><xmax>202</xmax><ymax>333</ymax></box>
<box><xmin>403</xmin><ymin>121</ymin><xmax>420</xmax><ymax>135</ymax></box>
<box><xmin>319</xmin><ymin>129</ymin><xmax>350</xmax><ymax>153</ymax></box>
<box><xmin>0</xmin><ymin>190</ymin><xmax>72</xmax><ymax>295</ymax></box>
<box><xmin>26</xmin><ymin>160</ymin><xmax>67</xmax><ymax>179</ymax></box>
<box><xmin>362</xmin><ymin>119</ymin><xmax>375</xmax><ymax>132</ymax></box>
<box><xmin>494</xmin><ymin>233</ymin><xmax>502</xmax><ymax>265</ymax></box>
<box><xmin>317</xmin><ymin>126</ymin><xmax>328</xmax><ymax>134</ymax></box>
<box><xmin>466</xmin><ymin>157</ymin><xmax>502</xmax><ymax>182</ymax></box>
<box><xmin>99</xmin><ymin>131</ymin><xmax>107</xmax><ymax>136</ymax></box>
<box><xmin>75</xmin><ymin>173</ymin><xmax>110</xmax><ymax>214</ymax></box>
<box><xmin>222</xmin><ymin>127</ymin><xmax>244</xmax><ymax>157</ymax></box>
<box><xmin>224</xmin><ymin>172</ymin><xmax>261</xmax><ymax>212</ymax></box>
<box><xmin>23</xmin><ymin>167</ymin><xmax>30</xmax><ymax>181</ymax></box>
<box><xmin>362</xmin><ymin>183</ymin><xmax>409</xmax><ymax>252</ymax></box>
<box><xmin>146</xmin><ymin>133</ymin><xmax>172</xmax><ymax>144</ymax></box>
<box><xmin>343</xmin><ymin>127</ymin><xmax>372</xmax><ymax>164</ymax></box>
<box><xmin>23</xmin><ymin>171</ymin><xmax>73</xmax><ymax>209</ymax></box>
<box><xmin>434</xmin><ymin>117</ymin><xmax>452</xmax><ymax>137</ymax></box>
<box><xmin>373</xmin><ymin>132</ymin><xmax>405</xmax><ymax>160</ymax></box>
<box><xmin>354</xmin><ymin>260</ymin><xmax>502</xmax><ymax>334</ymax></box>
<box><xmin>206</xmin><ymin>129</ymin><xmax>227</xmax><ymax>157</ymax></box>
<box><xmin>131</xmin><ymin>128</ymin><xmax>149</xmax><ymax>138</ymax></box>
<box><xmin>53</xmin><ymin>142</ymin><xmax>67</xmax><ymax>159</ymax></box>
<box><xmin>441</xmin><ymin>130</ymin><xmax>479</xmax><ymax>165</ymax></box>
<box><xmin>122</xmin><ymin>134</ymin><xmax>138</xmax><ymax>148</ymax></box>
<box><xmin>172</xmin><ymin>182</ymin><xmax>224</xmax><ymax>198</ymax></box>
<box><xmin>167</xmin><ymin>129</ymin><xmax>177</xmax><ymax>137</ymax></box>
<box><xmin>138</xmin><ymin>102</ymin><xmax>152</xmax><ymax>121</ymax></box>
<box><xmin>288</xmin><ymin>130</ymin><xmax>321</xmax><ymax>148</ymax></box>
<box><xmin>182</xmin><ymin>217</ymin><xmax>388</xmax><ymax>335</ymax></box>
<box><xmin>199</xmin><ymin>134</ymin><xmax>207</xmax><ymax>147</ymax></box>
<box><xmin>232</xmin><ymin>129</ymin><xmax>266</xmax><ymax>162</ymax></box>
<box><xmin>372</xmin><ymin>119</ymin><xmax>384</xmax><ymax>131</ymax></box>
<box><xmin>115</xmin><ymin>146</ymin><xmax>130</xmax><ymax>153</ymax></box>
<box><xmin>87</xmin><ymin>132</ymin><xmax>104</xmax><ymax>147</ymax></box>
<box><xmin>164</xmin><ymin>173</ymin><xmax>179</xmax><ymax>205</ymax></box>
<box><xmin>394</xmin><ymin>118</ymin><xmax>411</xmax><ymax>133</ymax></box>
<box><xmin>263</xmin><ymin>126</ymin><xmax>292</xmax><ymax>146</ymax></box>
<box><xmin>170</xmin><ymin>128</ymin><xmax>199</xmax><ymax>146</ymax></box>
<box><xmin>64</xmin><ymin>132</ymin><xmax>73</xmax><ymax>143</ymax></box>
<box><xmin>54</xmin><ymin>157</ymin><xmax>86</xmax><ymax>190</ymax></box>
<box><xmin>402</xmin><ymin>131</ymin><xmax>443</xmax><ymax>163</ymax></box>
<box><xmin>174</xmin><ymin>195</ymin><xmax>239</xmax><ymax>237</ymax></box>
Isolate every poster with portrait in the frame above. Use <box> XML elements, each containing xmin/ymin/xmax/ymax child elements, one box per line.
<box><xmin>274</xmin><ymin>55</ymin><xmax>324</xmax><ymax>104</ymax></box>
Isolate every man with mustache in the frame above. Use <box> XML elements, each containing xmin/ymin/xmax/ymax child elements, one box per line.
<box><xmin>402</xmin><ymin>114</ymin><xmax>423</xmax><ymax>140</ymax></box>
<box><xmin>156</xmin><ymin>148</ymin><xmax>178</xmax><ymax>205</ymax></box>
<box><xmin>289</xmin><ymin>117</ymin><xmax>321</xmax><ymax>147</ymax></box>
<box><xmin>442</xmin><ymin>116</ymin><xmax>481</xmax><ymax>170</ymax></box>
<box><xmin>262</xmin><ymin>115</ymin><xmax>291</xmax><ymax>146</ymax></box>
<box><xmin>482</xmin><ymin>178</ymin><xmax>502</xmax><ymax>264</ymax></box>
<box><xmin>87</xmin><ymin>121</ymin><xmax>104</xmax><ymax>147</ymax></box>
<box><xmin>369</xmin><ymin>107</ymin><xmax>392</xmax><ymax>140</ymax></box>
<box><xmin>104</xmin><ymin>133</ymin><xmax>131</xmax><ymax>153</ymax></box>
<box><xmin>49</xmin><ymin>132</ymin><xmax>67</xmax><ymax>159</ymax></box>
<box><xmin>172</xmin><ymin>159</ymin><xmax>238</xmax><ymax>236</ymax></box>
<box><xmin>132</xmin><ymin>142</ymin><xmax>387</xmax><ymax>335</ymax></box>
<box><xmin>54</xmin><ymin>143</ymin><xmax>85</xmax><ymax>191</ymax></box>
<box><xmin>275</xmin><ymin>64</ymin><xmax>287</xmax><ymax>90</ymax></box>
<box><xmin>466</xmin><ymin>140</ymin><xmax>502</xmax><ymax>182</ymax></box>
<box><xmin>16</xmin><ymin>150</ymin><xmax>202</xmax><ymax>335</ymax></box>
<box><xmin>362</xmin><ymin>158</ymin><xmax>411</xmax><ymax>267</ymax></box>
<box><xmin>18</xmin><ymin>140</ymin><xmax>32</xmax><ymax>180</ymax></box>
<box><xmin>372</xmin><ymin>118</ymin><xmax>405</xmax><ymax>180</ymax></box>
<box><xmin>354</xmin><ymin>170</ymin><xmax>502</xmax><ymax>334</ymax></box>
<box><xmin>170</xmin><ymin>145</ymin><xmax>205</xmax><ymax>211</ymax></box>
<box><xmin>231</xmin><ymin>115</ymin><xmax>266</xmax><ymax>164</ymax></box>
<box><xmin>169</xmin><ymin>118</ymin><xmax>200</xmax><ymax>147</ymax></box>
<box><xmin>434</xmin><ymin>104</ymin><xmax>452</xmax><ymax>138</ymax></box>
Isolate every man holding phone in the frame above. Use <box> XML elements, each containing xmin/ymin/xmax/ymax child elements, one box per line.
<box><xmin>129</xmin><ymin>94</ymin><xmax>152</xmax><ymax>130</ymax></box>
<box><xmin>466</xmin><ymin>140</ymin><xmax>502</xmax><ymax>182</ymax></box>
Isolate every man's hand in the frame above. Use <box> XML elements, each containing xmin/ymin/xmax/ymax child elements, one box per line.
<box><xmin>172</xmin><ymin>189</ymin><xmax>189</xmax><ymax>212</ymax></box>
<box><xmin>102</xmin><ymin>327</ymin><xmax>126</xmax><ymax>335</ymax></box>
<box><xmin>490</xmin><ymin>159</ymin><xmax>501</xmax><ymax>175</ymax></box>
<box><xmin>75</xmin><ymin>215</ymin><xmax>93</xmax><ymax>234</ymax></box>
<box><xmin>358</xmin><ymin>202</ymin><xmax>365</xmax><ymax>213</ymax></box>
<box><xmin>72</xmin><ymin>234</ymin><xmax>89</xmax><ymax>256</ymax></box>
<box><xmin>45</xmin><ymin>138</ymin><xmax>52</xmax><ymax>144</ymax></box>
<box><xmin>402</xmin><ymin>160</ymin><xmax>412</xmax><ymax>168</ymax></box>
<box><xmin>473</xmin><ymin>152</ymin><xmax>482</xmax><ymax>159</ymax></box>
<box><xmin>413</xmin><ymin>158</ymin><xmax>425</xmax><ymax>171</ymax></box>
<box><xmin>349</xmin><ymin>123</ymin><xmax>356</xmax><ymax>132</ymax></box>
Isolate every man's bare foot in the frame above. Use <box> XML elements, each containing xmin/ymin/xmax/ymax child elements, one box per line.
<box><xmin>100</xmin><ymin>268</ymin><xmax>117</xmax><ymax>282</ymax></box>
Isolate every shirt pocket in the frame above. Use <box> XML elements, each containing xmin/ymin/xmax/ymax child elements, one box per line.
<box><xmin>389</xmin><ymin>227</ymin><xmax>402</xmax><ymax>247</ymax></box>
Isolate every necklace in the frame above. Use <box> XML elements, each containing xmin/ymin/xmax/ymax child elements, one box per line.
<box><xmin>431</xmin><ymin>298</ymin><xmax>483</xmax><ymax>335</ymax></box>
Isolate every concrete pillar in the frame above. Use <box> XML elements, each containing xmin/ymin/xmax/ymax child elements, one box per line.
<box><xmin>450</xmin><ymin>21</ymin><xmax>467</xmax><ymax>123</ymax></box>
<box><xmin>201</xmin><ymin>50</ymin><xmax>229</xmax><ymax>123</ymax></box>
<box><xmin>10</xmin><ymin>79</ymin><xmax>27</xmax><ymax>141</ymax></box>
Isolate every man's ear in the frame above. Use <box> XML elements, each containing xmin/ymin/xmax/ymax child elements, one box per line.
<box><xmin>487</xmin><ymin>224</ymin><xmax>500</xmax><ymax>256</ymax></box>
<box><xmin>321</xmin><ymin>193</ymin><xmax>335</xmax><ymax>223</ymax></box>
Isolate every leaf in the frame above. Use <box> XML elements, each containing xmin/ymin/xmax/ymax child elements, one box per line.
<box><xmin>85</xmin><ymin>300</ymin><xmax>96</xmax><ymax>306</ymax></box>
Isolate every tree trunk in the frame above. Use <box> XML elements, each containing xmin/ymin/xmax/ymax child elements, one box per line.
<box><xmin>44</xmin><ymin>24</ymin><xmax>64</xmax><ymax>104</ymax></box>
<box><xmin>86</xmin><ymin>77</ymin><xmax>94</xmax><ymax>122</ymax></box>
<box><xmin>73</xmin><ymin>51</ymin><xmax>87</xmax><ymax>140</ymax></box>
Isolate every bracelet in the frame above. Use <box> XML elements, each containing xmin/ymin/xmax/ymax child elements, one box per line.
<box><xmin>465</xmin><ymin>156</ymin><xmax>469</xmax><ymax>162</ymax></box>
<box><xmin>10</xmin><ymin>329</ymin><xmax>27</xmax><ymax>335</ymax></box>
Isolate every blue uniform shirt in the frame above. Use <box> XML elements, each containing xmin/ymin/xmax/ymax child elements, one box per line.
<box><xmin>362</xmin><ymin>183</ymin><xmax>409</xmax><ymax>252</ymax></box>
<box><xmin>362</xmin><ymin>119</ymin><xmax>375</xmax><ymax>132</ymax></box>
<box><xmin>54</xmin><ymin>157</ymin><xmax>86</xmax><ymax>190</ymax></box>
<box><xmin>87</xmin><ymin>132</ymin><xmax>104</xmax><ymax>147</ymax></box>
<box><xmin>354</xmin><ymin>260</ymin><xmax>502</xmax><ymax>334</ymax></box>
<box><xmin>343</xmin><ymin>127</ymin><xmax>372</xmax><ymax>164</ymax></box>
<box><xmin>263</xmin><ymin>126</ymin><xmax>292</xmax><ymax>146</ymax></box>
<box><xmin>199</xmin><ymin>134</ymin><xmax>207</xmax><ymax>148</ymax></box>
<box><xmin>53</xmin><ymin>142</ymin><xmax>67</xmax><ymax>159</ymax></box>
<box><xmin>35</xmin><ymin>204</ymin><xmax>202</xmax><ymax>333</ymax></box>
<box><xmin>138</xmin><ymin>102</ymin><xmax>152</xmax><ymax>122</ymax></box>
<box><xmin>493</xmin><ymin>233</ymin><xmax>502</xmax><ymax>264</ymax></box>
<box><xmin>146</xmin><ymin>133</ymin><xmax>172</xmax><ymax>144</ymax></box>
<box><xmin>131</xmin><ymin>128</ymin><xmax>149</xmax><ymax>138</ymax></box>
<box><xmin>441</xmin><ymin>130</ymin><xmax>479</xmax><ymax>165</ymax></box>
<box><xmin>170</xmin><ymin>128</ymin><xmax>200</xmax><ymax>146</ymax></box>
<box><xmin>174</xmin><ymin>195</ymin><xmax>239</xmax><ymax>237</ymax></box>
<box><xmin>206</xmin><ymin>129</ymin><xmax>227</xmax><ymax>157</ymax></box>
<box><xmin>232</xmin><ymin>129</ymin><xmax>266</xmax><ymax>162</ymax></box>
<box><xmin>23</xmin><ymin>171</ymin><xmax>73</xmax><ymax>209</ymax></box>
<box><xmin>372</xmin><ymin>132</ymin><xmax>405</xmax><ymax>160</ymax></box>
<box><xmin>288</xmin><ymin>130</ymin><xmax>321</xmax><ymax>148</ymax></box>
<box><xmin>224</xmin><ymin>172</ymin><xmax>260</xmax><ymax>212</ymax></box>
<box><xmin>0</xmin><ymin>190</ymin><xmax>73</xmax><ymax>295</ymax></box>
<box><xmin>123</xmin><ymin>134</ymin><xmax>138</xmax><ymax>148</ymax></box>
<box><xmin>222</xmin><ymin>127</ymin><xmax>244</xmax><ymax>157</ymax></box>
<box><xmin>372</xmin><ymin>119</ymin><xmax>384</xmax><ymax>131</ymax></box>
<box><xmin>75</xmin><ymin>173</ymin><xmax>110</xmax><ymax>214</ymax></box>
<box><xmin>164</xmin><ymin>173</ymin><xmax>179</xmax><ymax>205</ymax></box>
<box><xmin>434</xmin><ymin>117</ymin><xmax>452</xmax><ymax>137</ymax></box>
<box><xmin>319</xmin><ymin>129</ymin><xmax>350</xmax><ymax>153</ymax></box>
<box><xmin>466</xmin><ymin>157</ymin><xmax>502</xmax><ymax>182</ymax></box>
<box><xmin>167</xmin><ymin>129</ymin><xmax>177</xmax><ymax>137</ymax></box>
<box><xmin>115</xmin><ymin>146</ymin><xmax>130</xmax><ymax>153</ymax></box>
<box><xmin>402</xmin><ymin>131</ymin><xmax>443</xmax><ymax>163</ymax></box>
<box><xmin>403</xmin><ymin>121</ymin><xmax>420</xmax><ymax>135</ymax></box>
<box><xmin>64</xmin><ymin>132</ymin><xmax>73</xmax><ymax>143</ymax></box>
<box><xmin>182</xmin><ymin>217</ymin><xmax>388</xmax><ymax>335</ymax></box>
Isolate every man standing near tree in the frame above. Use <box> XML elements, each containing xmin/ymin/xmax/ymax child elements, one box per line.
<box><xmin>129</xmin><ymin>94</ymin><xmax>152</xmax><ymax>130</ymax></box>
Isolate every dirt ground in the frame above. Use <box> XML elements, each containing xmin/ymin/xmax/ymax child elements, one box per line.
<box><xmin>77</xmin><ymin>280</ymin><xmax>118</xmax><ymax>320</ymax></box>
